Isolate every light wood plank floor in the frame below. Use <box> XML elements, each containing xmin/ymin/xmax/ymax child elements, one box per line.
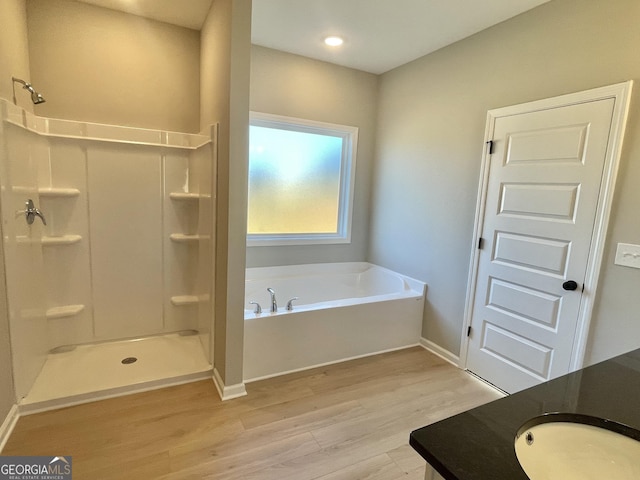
<box><xmin>4</xmin><ymin>347</ymin><xmax>502</xmax><ymax>479</ymax></box>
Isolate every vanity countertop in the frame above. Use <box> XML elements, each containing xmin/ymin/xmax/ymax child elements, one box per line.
<box><xmin>409</xmin><ymin>348</ymin><xmax>640</xmax><ymax>480</ymax></box>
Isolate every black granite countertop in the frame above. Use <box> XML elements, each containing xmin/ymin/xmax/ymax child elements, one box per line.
<box><xmin>410</xmin><ymin>348</ymin><xmax>640</xmax><ymax>480</ymax></box>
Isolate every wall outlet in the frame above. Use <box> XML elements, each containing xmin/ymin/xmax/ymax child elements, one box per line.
<box><xmin>614</xmin><ymin>243</ymin><xmax>640</xmax><ymax>269</ymax></box>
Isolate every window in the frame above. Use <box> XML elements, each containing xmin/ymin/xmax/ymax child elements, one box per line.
<box><xmin>247</xmin><ymin>112</ymin><xmax>358</xmax><ymax>246</ymax></box>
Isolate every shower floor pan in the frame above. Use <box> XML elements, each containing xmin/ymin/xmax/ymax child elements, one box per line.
<box><xmin>20</xmin><ymin>332</ymin><xmax>212</xmax><ymax>413</ymax></box>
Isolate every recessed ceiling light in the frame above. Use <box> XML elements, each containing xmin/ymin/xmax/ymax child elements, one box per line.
<box><xmin>324</xmin><ymin>36</ymin><xmax>344</xmax><ymax>47</ymax></box>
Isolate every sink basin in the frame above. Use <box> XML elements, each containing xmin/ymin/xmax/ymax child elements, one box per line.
<box><xmin>515</xmin><ymin>414</ymin><xmax>640</xmax><ymax>480</ymax></box>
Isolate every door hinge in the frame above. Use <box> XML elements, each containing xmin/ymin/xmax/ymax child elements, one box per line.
<box><xmin>478</xmin><ymin>237</ymin><xmax>484</xmax><ymax>250</ymax></box>
<box><xmin>486</xmin><ymin>140</ymin><xmax>495</xmax><ymax>154</ymax></box>
<box><xmin>467</xmin><ymin>326</ymin><xmax>472</xmax><ymax>337</ymax></box>
<box><xmin>582</xmin><ymin>284</ymin><xmax>585</xmax><ymax>293</ymax></box>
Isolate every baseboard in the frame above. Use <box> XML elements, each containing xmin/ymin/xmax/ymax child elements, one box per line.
<box><xmin>420</xmin><ymin>337</ymin><xmax>460</xmax><ymax>367</ymax></box>
<box><xmin>0</xmin><ymin>404</ymin><xmax>19</xmax><ymax>453</ymax></box>
<box><xmin>213</xmin><ymin>368</ymin><xmax>247</xmax><ymax>401</ymax></box>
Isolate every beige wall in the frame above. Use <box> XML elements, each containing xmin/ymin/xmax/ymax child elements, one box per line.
<box><xmin>370</xmin><ymin>0</ymin><xmax>640</xmax><ymax>364</ymax></box>
<box><xmin>201</xmin><ymin>0</ymin><xmax>252</xmax><ymax>387</ymax></box>
<box><xmin>0</xmin><ymin>0</ymin><xmax>27</xmax><ymax>428</ymax></box>
<box><xmin>26</xmin><ymin>0</ymin><xmax>200</xmax><ymax>133</ymax></box>
<box><xmin>247</xmin><ymin>46</ymin><xmax>378</xmax><ymax>267</ymax></box>
<box><xmin>0</xmin><ymin>0</ymin><xmax>32</xmax><ymax>112</ymax></box>
<box><xmin>200</xmin><ymin>0</ymin><xmax>230</xmax><ymax>132</ymax></box>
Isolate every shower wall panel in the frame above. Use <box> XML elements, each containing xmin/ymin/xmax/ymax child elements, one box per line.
<box><xmin>0</xmin><ymin>114</ymin><xmax>48</xmax><ymax>400</ymax></box>
<box><xmin>192</xmin><ymin>134</ymin><xmax>215</xmax><ymax>359</ymax></box>
<box><xmin>88</xmin><ymin>145</ymin><xmax>164</xmax><ymax>339</ymax></box>
<box><xmin>164</xmin><ymin>152</ymin><xmax>200</xmax><ymax>333</ymax></box>
<box><xmin>40</xmin><ymin>140</ymin><xmax>92</xmax><ymax>348</ymax></box>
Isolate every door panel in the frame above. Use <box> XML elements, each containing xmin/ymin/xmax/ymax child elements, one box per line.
<box><xmin>486</xmin><ymin>278</ymin><xmax>561</xmax><ymax>329</ymax></box>
<box><xmin>481</xmin><ymin>323</ymin><xmax>552</xmax><ymax>378</ymax></box>
<box><xmin>466</xmin><ymin>98</ymin><xmax>615</xmax><ymax>393</ymax></box>
<box><xmin>499</xmin><ymin>183</ymin><xmax>579</xmax><ymax>220</ymax></box>
<box><xmin>506</xmin><ymin>125</ymin><xmax>587</xmax><ymax>164</ymax></box>
<box><xmin>493</xmin><ymin>232</ymin><xmax>570</xmax><ymax>275</ymax></box>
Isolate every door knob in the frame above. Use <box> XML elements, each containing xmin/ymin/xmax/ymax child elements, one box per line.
<box><xmin>562</xmin><ymin>280</ymin><xmax>578</xmax><ymax>291</ymax></box>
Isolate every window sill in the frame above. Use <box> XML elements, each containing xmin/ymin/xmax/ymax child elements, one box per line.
<box><xmin>247</xmin><ymin>233</ymin><xmax>351</xmax><ymax>247</ymax></box>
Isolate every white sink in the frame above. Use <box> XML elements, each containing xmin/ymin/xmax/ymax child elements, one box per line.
<box><xmin>515</xmin><ymin>415</ymin><xmax>640</xmax><ymax>480</ymax></box>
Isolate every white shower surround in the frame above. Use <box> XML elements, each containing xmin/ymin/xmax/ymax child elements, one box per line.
<box><xmin>243</xmin><ymin>262</ymin><xmax>426</xmax><ymax>381</ymax></box>
<box><xmin>0</xmin><ymin>100</ymin><xmax>214</xmax><ymax>400</ymax></box>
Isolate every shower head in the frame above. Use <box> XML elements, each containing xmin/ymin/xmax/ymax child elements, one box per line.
<box><xmin>30</xmin><ymin>91</ymin><xmax>46</xmax><ymax>105</ymax></box>
<box><xmin>11</xmin><ymin>77</ymin><xmax>46</xmax><ymax>105</ymax></box>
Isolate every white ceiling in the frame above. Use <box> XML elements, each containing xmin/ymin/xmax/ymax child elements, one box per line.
<box><xmin>251</xmin><ymin>0</ymin><xmax>551</xmax><ymax>74</ymax></box>
<box><xmin>75</xmin><ymin>0</ymin><xmax>214</xmax><ymax>30</ymax></box>
<box><xmin>75</xmin><ymin>0</ymin><xmax>551</xmax><ymax>74</ymax></box>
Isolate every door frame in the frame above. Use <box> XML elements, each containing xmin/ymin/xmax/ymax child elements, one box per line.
<box><xmin>459</xmin><ymin>81</ymin><xmax>634</xmax><ymax>373</ymax></box>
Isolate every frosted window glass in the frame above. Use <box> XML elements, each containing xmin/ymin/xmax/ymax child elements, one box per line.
<box><xmin>248</xmin><ymin>125</ymin><xmax>344</xmax><ymax>235</ymax></box>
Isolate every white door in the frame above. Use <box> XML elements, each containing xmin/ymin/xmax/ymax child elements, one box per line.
<box><xmin>465</xmin><ymin>95</ymin><xmax>619</xmax><ymax>394</ymax></box>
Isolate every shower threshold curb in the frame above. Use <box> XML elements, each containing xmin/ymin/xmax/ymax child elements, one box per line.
<box><xmin>18</xmin><ymin>368</ymin><xmax>213</xmax><ymax>415</ymax></box>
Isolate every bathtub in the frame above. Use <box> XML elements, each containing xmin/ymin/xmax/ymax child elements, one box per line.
<box><xmin>243</xmin><ymin>262</ymin><xmax>426</xmax><ymax>381</ymax></box>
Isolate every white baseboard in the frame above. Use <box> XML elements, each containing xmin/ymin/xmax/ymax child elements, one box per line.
<box><xmin>0</xmin><ymin>404</ymin><xmax>19</xmax><ymax>453</ymax></box>
<box><xmin>213</xmin><ymin>368</ymin><xmax>247</xmax><ymax>401</ymax></box>
<box><xmin>420</xmin><ymin>337</ymin><xmax>460</xmax><ymax>367</ymax></box>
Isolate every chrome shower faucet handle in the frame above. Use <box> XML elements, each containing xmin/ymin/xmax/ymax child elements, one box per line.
<box><xmin>24</xmin><ymin>199</ymin><xmax>47</xmax><ymax>225</ymax></box>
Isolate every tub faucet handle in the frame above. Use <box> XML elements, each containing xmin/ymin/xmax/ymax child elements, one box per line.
<box><xmin>249</xmin><ymin>301</ymin><xmax>262</xmax><ymax>314</ymax></box>
<box><xmin>286</xmin><ymin>297</ymin><xmax>299</xmax><ymax>311</ymax></box>
<box><xmin>267</xmin><ymin>287</ymin><xmax>278</xmax><ymax>313</ymax></box>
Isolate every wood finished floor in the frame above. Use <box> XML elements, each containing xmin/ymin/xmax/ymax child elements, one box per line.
<box><xmin>4</xmin><ymin>347</ymin><xmax>502</xmax><ymax>479</ymax></box>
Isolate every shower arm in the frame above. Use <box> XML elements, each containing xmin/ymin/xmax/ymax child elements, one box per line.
<box><xmin>12</xmin><ymin>77</ymin><xmax>29</xmax><ymax>104</ymax></box>
<box><xmin>11</xmin><ymin>77</ymin><xmax>45</xmax><ymax>105</ymax></box>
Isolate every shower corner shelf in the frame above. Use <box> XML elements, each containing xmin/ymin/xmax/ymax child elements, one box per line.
<box><xmin>38</xmin><ymin>187</ymin><xmax>81</xmax><ymax>198</ymax></box>
<box><xmin>169</xmin><ymin>192</ymin><xmax>211</xmax><ymax>201</ymax></box>
<box><xmin>171</xmin><ymin>295</ymin><xmax>198</xmax><ymax>306</ymax></box>
<box><xmin>42</xmin><ymin>234</ymin><xmax>82</xmax><ymax>246</ymax></box>
<box><xmin>171</xmin><ymin>294</ymin><xmax>210</xmax><ymax>306</ymax></box>
<box><xmin>46</xmin><ymin>304</ymin><xmax>85</xmax><ymax>319</ymax></box>
<box><xmin>169</xmin><ymin>233</ymin><xmax>209</xmax><ymax>243</ymax></box>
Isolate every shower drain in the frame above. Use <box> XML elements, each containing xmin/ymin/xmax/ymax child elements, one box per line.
<box><xmin>121</xmin><ymin>357</ymin><xmax>137</xmax><ymax>365</ymax></box>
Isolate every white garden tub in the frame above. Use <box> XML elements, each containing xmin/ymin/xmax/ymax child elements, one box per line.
<box><xmin>243</xmin><ymin>262</ymin><xmax>426</xmax><ymax>381</ymax></box>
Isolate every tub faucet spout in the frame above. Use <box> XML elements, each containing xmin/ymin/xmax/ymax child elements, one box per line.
<box><xmin>286</xmin><ymin>297</ymin><xmax>299</xmax><ymax>311</ymax></box>
<box><xmin>267</xmin><ymin>288</ymin><xmax>277</xmax><ymax>313</ymax></box>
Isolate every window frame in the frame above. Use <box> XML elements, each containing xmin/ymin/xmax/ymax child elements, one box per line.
<box><xmin>246</xmin><ymin>111</ymin><xmax>359</xmax><ymax>247</ymax></box>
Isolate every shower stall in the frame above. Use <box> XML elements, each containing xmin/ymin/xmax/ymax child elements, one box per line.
<box><xmin>0</xmin><ymin>99</ymin><xmax>216</xmax><ymax>411</ymax></box>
